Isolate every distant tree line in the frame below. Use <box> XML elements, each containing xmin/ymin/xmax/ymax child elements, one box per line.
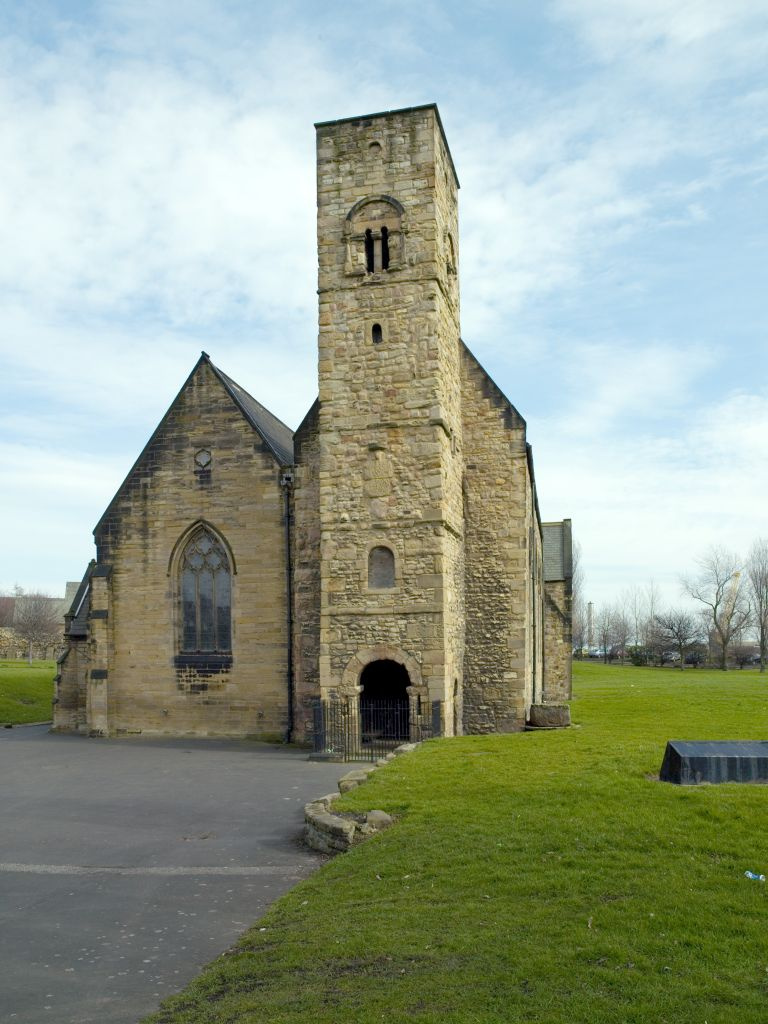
<box><xmin>573</xmin><ymin>540</ymin><xmax>768</xmax><ymax>672</ymax></box>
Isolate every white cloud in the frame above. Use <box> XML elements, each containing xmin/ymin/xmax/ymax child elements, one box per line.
<box><xmin>0</xmin><ymin>40</ymin><xmax>318</xmax><ymax>323</ymax></box>
<box><xmin>0</xmin><ymin>303</ymin><xmax>317</xmax><ymax>434</ymax></box>
<box><xmin>0</xmin><ymin>441</ymin><xmax>123</xmax><ymax>593</ymax></box>
<box><xmin>553</xmin><ymin>339</ymin><xmax>717</xmax><ymax>437</ymax></box>
<box><xmin>535</xmin><ymin>386</ymin><xmax>768</xmax><ymax>608</ymax></box>
<box><xmin>1</xmin><ymin>0</ymin><xmax>766</xmax><ymax>604</ymax></box>
<box><xmin>552</xmin><ymin>0</ymin><xmax>768</xmax><ymax>72</ymax></box>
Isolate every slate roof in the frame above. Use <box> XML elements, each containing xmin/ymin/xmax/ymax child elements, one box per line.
<box><xmin>65</xmin><ymin>561</ymin><xmax>94</xmax><ymax>638</ymax></box>
<box><xmin>542</xmin><ymin>521</ymin><xmax>573</xmax><ymax>582</ymax></box>
<box><xmin>210</xmin><ymin>359</ymin><xmax>294</xmax><ymax>466</ymax></box>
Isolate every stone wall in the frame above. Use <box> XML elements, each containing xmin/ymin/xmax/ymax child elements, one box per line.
<box><xmin>529</xmin><ymin>477</ymin><xmax>545</xmax><ymax>706</ymax></box>
<box><xmin>461</xmin><ymin>346</ymin><xmax>536</xmax><ymax>732</ymax></box>
<box><xmin>292</xmin><ymin>401</ymin><xmax>321</xmax><ymax>742</ymax></box>
<box><xmin>53</xmin><ymin>640</ymin><xmax>88</xmax><ymax>731</ymax></box>
<box><xmin>79</xmin><ymin>359</ymin><xmax>290</xmax><ymax>738</ymax></box>
<box><xmin>543</xmin><ymin>578</ymin><xmax>573</xmax><ymax>703</ymax></box>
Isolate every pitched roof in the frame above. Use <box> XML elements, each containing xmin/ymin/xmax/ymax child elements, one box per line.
<box><xmin>65</xmin><ymin>561</ymin><xmax>94</xmax><ymax>638</ymax></box>
<box><xmin>94</xmin><ymin>354</ymin><xmax>295</xmax><ymax>535</ymax></box>
<box><xmin>460</xmin><ymin>341</ymin><xmax>527</xmax><ymax>431</ymax></box>
<box><xmin>210</xmin><ymin>360</ymin><xmax>294</xmax><ymax>465</ymax></box>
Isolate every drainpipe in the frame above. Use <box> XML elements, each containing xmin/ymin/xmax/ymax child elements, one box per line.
<box><xmin>280</xmin><ymin>469</ymin><xmax>295</xmax><ymax>742</ymax></box>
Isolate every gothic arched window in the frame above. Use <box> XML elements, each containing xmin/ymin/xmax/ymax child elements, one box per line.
<box><xmin>368</xmin><ymin>546</ymin><xmax>396</xmax><ymax>589</ymax></box>
<box><xmin>179</xmin><ymin>528</ymin><xmax>232</xmax><ymax>653</ymax></box>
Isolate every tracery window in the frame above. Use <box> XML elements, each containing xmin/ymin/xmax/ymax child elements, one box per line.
<box><xmin>179</xmin><ymin>528</ymin><xmax>231</xmax><ymax>653</ymax></box>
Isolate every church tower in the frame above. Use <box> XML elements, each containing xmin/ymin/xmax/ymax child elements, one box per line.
<box><xmin>314</xmin><ymin>105</ymin><xmax>465</xmax><ymax>735</ymax></box>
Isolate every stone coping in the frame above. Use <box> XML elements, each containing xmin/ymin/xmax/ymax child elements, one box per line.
<box><xmin>2</xmin><ymin>720</ymin><xmax>53</xmax><ymax>729</ymax></box>
<box><xmin>303</xmin><ymin>743</ymin><xmax>418</xmax><ymax>854</ymax></box>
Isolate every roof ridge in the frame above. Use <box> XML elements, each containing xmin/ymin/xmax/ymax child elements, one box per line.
<box><xmin>209</xmin><ymin>360</ymin><xmax>294</xmax><ymax>466</ymax></box>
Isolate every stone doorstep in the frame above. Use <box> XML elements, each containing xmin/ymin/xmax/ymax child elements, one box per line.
<box><xmin>303</xmin><ymin>742</ymin><xmax>416</xmax><ymax>854</ymax></box>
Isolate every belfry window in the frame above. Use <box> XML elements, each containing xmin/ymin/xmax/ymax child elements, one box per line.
<box><xmin>368</xmin><ymin>546</ymin><xmax>396</xmax><ymax>589</ymax></box>
<box><xmin>364</xmin><ymin>229</ymin><xmax>389</xmax><ymax>273</ymax></box>
<box><xmin>346</xmin><ymin>196</ymin><xmax>404</xmax><ymax>277</ymax></box>
<box><xmin>180</xmin><ymin>528</ymin><xmax>231</xmax><ymax>653</ymax></box>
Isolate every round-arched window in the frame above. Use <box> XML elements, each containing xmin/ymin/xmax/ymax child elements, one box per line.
<box><xmin>368</xmin><ymin>546</ymin><xmax>395</xmax><ymax>589</ymax></box>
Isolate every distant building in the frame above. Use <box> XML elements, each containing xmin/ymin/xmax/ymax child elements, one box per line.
<box><xmin>55</xmin><ymin>105</ymin><xmax>572</xmax><ymax>741</ymax></box>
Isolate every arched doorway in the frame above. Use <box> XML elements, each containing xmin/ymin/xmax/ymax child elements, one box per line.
<box><xmin>359</xmin><ymin>659</ymin><xmax>410</xmax><ymax>743</ymax></box>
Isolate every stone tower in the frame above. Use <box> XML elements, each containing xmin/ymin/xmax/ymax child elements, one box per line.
<box><xmin>315</xmin><ymin>105</ymin><xmax>465</xmax><ymax>734</ymax></box>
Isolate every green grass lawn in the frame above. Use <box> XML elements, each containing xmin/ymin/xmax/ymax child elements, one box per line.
<box><xmin>144</xmin><ymin>661</ymin><xmax>768</xmax><ymax>1024</ymax></box>
<box><xmin>0</xmin><ymin>659</ymin><xmax>55</xmax><ymax>725</ymax></box>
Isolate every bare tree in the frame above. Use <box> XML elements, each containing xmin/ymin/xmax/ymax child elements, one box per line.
<box><xmin>570</xmin><ymin>540</ymin><xmax>586</xmax><ymax>657</ymax></box>
<box><xmin>571</xmin><ymin>540</ymin><xmax>584</xmax><ymax>604</ymax></box>
<box><xmin>683</xmin><ymin>547</ymin><xmax>751</xmax><ymax>670</ymax></box>
<box><xmin>13</xmin><ymin>588</ymin><xmax>63</xmax><ymax>663</ymax></box>
<box><xmin>747</xmin><ymin>538</ymin><xmax>768</xmax><ymax>673</ymax></box>
<box><xmin>623</xmin><ymin>585</ymin><xmax>645</xmax><ymax>650</ymax></box>
<box><xmin>594</xmin><ymin>604</ymin><xmax>617</xmax><ymax>663</ymax></box>
<box><xmin>654</xmin><ymin>609</ymin><xmax>703</xmax><ymax>670</ymax></box>
<box><xmin>0</xmin><ymin>591</ymin><xmax>15</xmax><ymax>628</ymax></box>
<box><xmin>640</xmin><ymin>581</ymin><xmax>663</xmax><ymax>665</ymax></box>
<box><xmin>612</xmin><ymin>601</ymin><xmax>631</xmax><ymax>663</ymax></box>
<box><xmin>571</xmin><ymin>598</ymin><xmax>586</xmax><ymax>657</ymax></box>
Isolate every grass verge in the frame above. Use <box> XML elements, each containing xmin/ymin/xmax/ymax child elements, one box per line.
<box><xmin>0</xmin><ymin>659</ymin><xmax>55</xmax><ymax>725</ymax></box>
<box><xmin>143</xmin><ymin>661</ymin><xmax>768</xmax><ymax>1024</ymax></box>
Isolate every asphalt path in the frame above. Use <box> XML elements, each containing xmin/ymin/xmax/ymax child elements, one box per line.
<box><xmin>0</xmin><ymin>726</ymin><xmax>350</xmax><ymax>1024</ymax></box>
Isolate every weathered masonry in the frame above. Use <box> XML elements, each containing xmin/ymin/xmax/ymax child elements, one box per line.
<box><xmin>55</xmin><ymin>104</ymin><xmax>572</xmax><ymax>744</ymax></box>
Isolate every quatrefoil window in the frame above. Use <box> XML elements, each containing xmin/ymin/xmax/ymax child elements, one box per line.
<box><xmin>194</xmin><ymin>449</ymin><xmax>212</xmax><ymax>470</ymax></box>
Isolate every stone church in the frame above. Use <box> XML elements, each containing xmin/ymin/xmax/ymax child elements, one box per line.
<box><xmin>55</xmin><ymin>104</ymin><xmax>572</xmax><ymax>745</ymax></box>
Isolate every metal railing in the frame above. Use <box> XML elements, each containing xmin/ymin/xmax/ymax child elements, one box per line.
<box><xmin>312</xmin><ymin>697</ymin><xmax>440</xmax><ymax>762</ymax></box>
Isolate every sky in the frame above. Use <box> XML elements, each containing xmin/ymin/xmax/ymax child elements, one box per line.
<box><xmin>1</xmin><ymin>0</ymin><xmax>767</xmax><ymax>612</ymax></box>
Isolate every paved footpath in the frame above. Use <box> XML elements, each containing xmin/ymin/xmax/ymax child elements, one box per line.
<box><xmin>0</xmin><ymin>726</ymin><xmax>349</xmax><ymax>1024</ymax></box>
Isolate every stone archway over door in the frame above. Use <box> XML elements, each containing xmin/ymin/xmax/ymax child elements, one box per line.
<box><xmin>359</xmin><ymin>659</ymin><xmax>410</xmax><ymax>742</ymax></box>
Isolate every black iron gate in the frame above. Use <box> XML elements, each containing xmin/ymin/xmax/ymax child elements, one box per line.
<box><xmin>312</xmin><ymin>698</ymin><xmax>441</xmax><ymax>762</ymax></box>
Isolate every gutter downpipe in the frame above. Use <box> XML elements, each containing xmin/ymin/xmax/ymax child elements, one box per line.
<box><xmin>280</xmin><ymin>469</ymin><xmax>295</xmax><ymax>742</ymax></box>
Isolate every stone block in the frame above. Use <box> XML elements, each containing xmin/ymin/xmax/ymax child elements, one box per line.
<box><xmin>528</xmin><ymin>704</ymin><xmax>571</xmax><ymax>729</ymax></box>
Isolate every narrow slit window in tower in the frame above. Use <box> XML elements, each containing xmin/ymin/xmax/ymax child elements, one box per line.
<box><xmin>381</xmin><ymin>226</ymin><xmax>389</xmax><ymax>270</ymax></box>
<box><xmin>364</xmin><ymin>229</ymin><xmax>374</xmax><ymax>273</ymax></box>
<box><xmin>372</xmin><ymin>322</ymin><xmax>383</xmax><ymax>344</ymax></box>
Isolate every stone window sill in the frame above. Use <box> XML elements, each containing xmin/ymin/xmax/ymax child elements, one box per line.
<box><xmin>174</xmin><ymin>653</ymin><xmax>233</xmax><ymax>672</ymax></box>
